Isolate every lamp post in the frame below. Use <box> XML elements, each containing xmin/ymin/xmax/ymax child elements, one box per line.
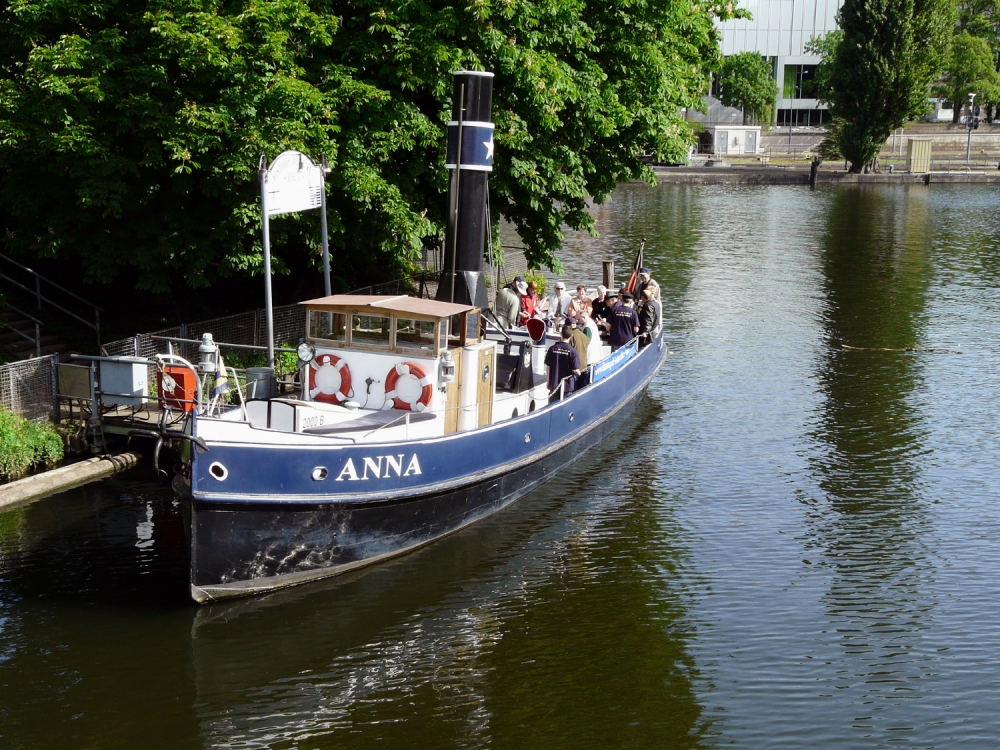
<box><xmin>967</xmin><ymin>92</ymin><xmax>977</xmax><ymax>167</ymax></box>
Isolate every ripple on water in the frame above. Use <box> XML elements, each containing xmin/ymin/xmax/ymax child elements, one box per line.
<box><xmin>4</xmin><ymin>184</ymin><xmax>1000</xmax><ymax>748</ymax></box>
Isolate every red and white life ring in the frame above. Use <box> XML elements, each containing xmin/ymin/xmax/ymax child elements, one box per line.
<box><xmin>309</xmin><ymin>354</ymin><xmax>352</xmax><ymax>404</ymax></box>
<box><xmin>384</xmin><ymin>361</ymin><xmax>433</xmax><ymax>412</ymax></box>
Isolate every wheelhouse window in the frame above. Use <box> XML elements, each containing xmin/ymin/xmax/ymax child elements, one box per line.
<box><xmin>438</xmin><ymin>318</ymin><xmax>449</xmax><ymax>351</ymax></box>
<box><xmin>351</xmin><ymin>314</ymin><xmax>391</xmax><ymax>348</ymax></box>
<box><xmin>395</xmin><ymin>318</ymin><xmax>437</xmax><ymax>352</ymax></box>
<box><xmin>448</xmin><ymin>313</ymin><xmax>465</xmax><ymax>347</ymax></box>
<box><xmin>308</xmin><ymin>310</ymin><xmax>347</xmax><ymax>344</ymax></box>
<box><xmin>465</xmin><ymin>311</ymin><xmax>480</xmax><ymax>344</ymax></box>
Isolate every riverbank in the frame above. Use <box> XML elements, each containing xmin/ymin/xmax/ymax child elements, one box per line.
<box><xmin>653</xmin><ymin>166</ymin><xmax>1000</xmax><ymax>185</ymax></box>
<box><xmin>0</xmin><ymin>451</ymin><xmax>142</xmax><ymax>511</ymax></box>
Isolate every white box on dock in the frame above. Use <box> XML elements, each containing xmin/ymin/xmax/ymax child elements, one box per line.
<box><xmin>99</xmin><ymin>358</ymin><xmax>149</xmax><ymax>406</ymax></box>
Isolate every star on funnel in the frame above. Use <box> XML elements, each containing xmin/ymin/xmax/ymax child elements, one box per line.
<box><xmin>484</xmin><ymin>136</ymin><xmax>494</xmax><ymax>160</ymax></box>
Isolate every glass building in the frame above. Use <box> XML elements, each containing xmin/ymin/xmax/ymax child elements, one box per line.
<box><xmin>716</xmin><ymin>0</ymin><xmax>843</xmax><ymax>125</ymax></box>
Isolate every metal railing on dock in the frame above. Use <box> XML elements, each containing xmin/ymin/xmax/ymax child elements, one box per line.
<box><xmin>0</xmin><ymin>252</ymin><xmax>102</xmax><ymax>349</ymax></box>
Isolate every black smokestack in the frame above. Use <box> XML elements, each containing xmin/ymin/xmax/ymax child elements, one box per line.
<box><xmin>437</xmin><ymin>71</ymin><xmax>494</xmax><ymax>308</ymax></box>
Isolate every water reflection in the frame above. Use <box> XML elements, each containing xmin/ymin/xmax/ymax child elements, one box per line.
<box><xmin>0</xmin><ymin>480</ymin><xmax>197</xmax><ymax>748</ymax></box>
<box><xmin>808</xmin><ymin>185</ymin><xmax>937</xmax><ymax>741</ymax></box>
<box><xmin>6</xmin><ymin>183</ymin><xmax>1000</xmax><ymax>748</ymax></box>
<box><xmin>191</xmin><ymin>416</ymin><xmax>706</xmax><ymax>748</ymax></box>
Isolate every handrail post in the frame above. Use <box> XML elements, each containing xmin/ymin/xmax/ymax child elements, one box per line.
<box><xmin>34</xmin><ymin>322</ymin><xmax>40</xmax><ymax>357</ymax></box>
<box><xmin>35</xmin><ymin>277</ymin><xmax>41</xmax><ymax>310</ymax></box>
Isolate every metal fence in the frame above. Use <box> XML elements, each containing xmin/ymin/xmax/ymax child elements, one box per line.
<box><xmin>6</xmin><ymin>259</ymin><xmax>537</xmax><ymax>420</ymax></box>
<box><xmin>101</xmin><ymin>303</ymin><xmax>307</xmax><ymax>361</ymax></box>
<box><xmin>0</xmin><ymin>354</ymin><xmax>58</xmax><ymax>422</ymax></box>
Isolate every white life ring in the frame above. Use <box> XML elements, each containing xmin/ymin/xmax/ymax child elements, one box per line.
<box><xmin>309</xmin><ymin>354</ymin><xmax>352</xmax><ymax>403</ymax></box>
<box><xmin>383</xmin><ymin>361</ymin><xmax>433</xmax><ymax>412</ymax></box>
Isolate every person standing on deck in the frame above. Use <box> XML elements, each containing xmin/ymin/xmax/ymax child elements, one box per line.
<box><xmin>545</xmin><ymin>324</ymin><xmax>581</xmax><ymax>402</ymax></box>
<box><xmin>495</xmin><ymin>278</ymin><xmax>523</xmax><ymax>330</ymax></box>
<box><xmin>569</xmin><ymin>319</ymin><xmax>589</xmax><ymax>370</ymax></box>
<box><xmin>637</xmin><ymin>287</ymin><xmax>661</xmax><ymax>348</ymax></box>
<box><xmin>636</xmin><ymin>267</ymin><xmax>659</xmax><ymax>301</ymax></box>
<box><xmin>519</xmin><ymin>279</ymin><xmax>539</xmax><ymax>323</ymax></box>
<box><xmin>607</xmin><ymin>291</ymin><xmax>639</xmax><ymax>352</ymax></box>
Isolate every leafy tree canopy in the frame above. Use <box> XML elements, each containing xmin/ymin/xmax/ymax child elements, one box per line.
<box><xmin>824</xmin><ymin>0</ymin><xmax>955</xmax><ymax>172</ymax></box>
<box><xmin>0</xmin><ymin>0</ymin><xmax>737</xmax><ymax>292</ymax></box>
<box><xmin>937</xmin><ymin>31</ymin><xmax>1000</xmax><ymax>123</ymax></box>
<box><xmin>804</xmin><ymin>30</ymin><xmax>843</xmax><ymax>105</ymax></box>
<box><xmin>959</xmin><ymin>0</ymin><xmax>1000</xmax><ymax>58</ymax></box>
<box><xmin>716</xmin><ymin>52</ymin><xmax>778</xmax><ymax>125</ymax></box>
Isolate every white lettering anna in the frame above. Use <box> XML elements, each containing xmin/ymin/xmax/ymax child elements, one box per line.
<box><xmin>336</xmin><ymin>454</ymin><xmax>422</xmax><ymax>481</ymax></box>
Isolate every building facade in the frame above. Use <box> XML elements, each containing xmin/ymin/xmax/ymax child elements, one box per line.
<box><xmin>716</xmin><ymin>0</ymin><xmax>843</xmax><ymax>125</ymax></box>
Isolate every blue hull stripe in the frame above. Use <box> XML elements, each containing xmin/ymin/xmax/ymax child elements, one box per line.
<box><xmin>190</xmin><ymin>334</ymin><xmax>666</xmax><ymax>505</ymax></box>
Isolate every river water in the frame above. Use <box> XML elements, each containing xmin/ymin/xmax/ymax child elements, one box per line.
<box><xmin>3</xmin><ymin>182</ymin><xmax>1000</xmax><ymax>748</ymax></box>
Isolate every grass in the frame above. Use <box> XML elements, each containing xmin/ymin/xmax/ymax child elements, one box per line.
<box><xmin>0</xmin><ymin>407</ymin><xmax>64</xmax><ymax>482</ymax></box>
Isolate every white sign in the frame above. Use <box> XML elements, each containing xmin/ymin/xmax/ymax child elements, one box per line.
<box><xmin>265</xmin><ymin>150</ymin><xmax>322</xmax><ymax>216</ymax></box>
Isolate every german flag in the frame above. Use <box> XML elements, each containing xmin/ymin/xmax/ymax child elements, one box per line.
<box><xmin>625</xmin><ymin>239</ymin><xmax>645</xmax><ymax>294</ymax></box>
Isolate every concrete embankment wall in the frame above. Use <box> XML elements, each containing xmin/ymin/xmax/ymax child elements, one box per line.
<box><xmin>759</xmin><ymin>124</ymin><xmax>1000</xmax><ymax>157</ymax></box>
<box><xmin>653</xmin><ymin>168</ymin><xmax>1000</xmax><ymax>185</ymax></box>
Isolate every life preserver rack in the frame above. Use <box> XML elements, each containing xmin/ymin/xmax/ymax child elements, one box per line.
<box><xmin>384</xmin><ymin>361</ymin><xmax>434</xmax><ymax>412</ymax></box>
<box><xmin>309</xmin><ymin>354</ymin><xmax>352</xmax><ymax>403</ymax></box>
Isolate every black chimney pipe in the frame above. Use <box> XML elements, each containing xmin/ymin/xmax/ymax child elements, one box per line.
<box><xmin>437</xmin><ymin>71</ymin><xmax>494</xmax><ymax>308</ymax></box>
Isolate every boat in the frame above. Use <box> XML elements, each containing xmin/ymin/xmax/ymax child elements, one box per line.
<box><xmin>167</xmin><ymin>71</ymin><xmax>668</xmax><ymax>603</ymax></box>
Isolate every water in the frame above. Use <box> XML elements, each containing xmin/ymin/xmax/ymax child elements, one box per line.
<box><xmin>3</xmin><ymin>182</ymin><xmax>1000</xmax><ymax>748</ymax></box>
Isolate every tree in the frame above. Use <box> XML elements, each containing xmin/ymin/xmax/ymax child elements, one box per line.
<box><xmin>716</xmin><ymin>53</ymin><xmax>778</xmax><ymax>125</ymax></box>
<box><xmin>0</xmin><ymin>0</ymin><xmax>739</xmax><ymax>293</ymax></box>
<box><xmin>824</xmin><ymin>0</ymin><xmax>955</xmax><ymax>172</ymax></box>
<box><xmin>957</xmin><ymin>0</ymin><xmax>1000</xmax><ymax>121</ymax></box>
<box><xmin>959</xmin><ymin>0</ymin><xmax>1000</xmax><ymax>58</ymax></box>
<box><xmin>937</xmin><ymin>32</ymin><xmax>1000</xmax><ymax>123</ymax></box>
<box><xmin>805</xmin><ymin>31</ymin><xmax>843</xmax><ymax>105</ymax></box>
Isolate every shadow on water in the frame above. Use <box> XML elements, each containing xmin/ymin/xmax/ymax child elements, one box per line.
<box><xmin>1</xmin><ymin>397</ymin><xmax>705</xmax><ymax>749</ymax></box>
<box><xmin>188</xmin><ymin>402</ymin><xmax>708</xmax><ymax>749</ymax></box>
<box><xmin>806</xmin><ymin>185</ymin><xmax>938</xmax><ymax>741</ymax></box>
<box><xmin>0</xmin><ymin>474</ymin><xmax>199</xmax><ymax>748</ymax></box>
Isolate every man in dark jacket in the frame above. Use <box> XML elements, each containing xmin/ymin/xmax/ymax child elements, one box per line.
<box><xmin>544</xmin><ymin>324</ymin><xmax>582</xmax><ymax>401</ymax></box>
<box><xmin>607</xmin><ymin>292</ymin><xmax>639</xmax><ymax>351</ymax></box>
<box><xmin>637</xmin><ymin>288</ymin><xmax>661</xmax><ymax>348</ymax></box>
<box><xmin>591</xmin><ymin>285</ymin><xmax>612</xmax><ymax>327</ymax></box>
<box><xmin>636</xmin><ymin>267</ymin><xmax>660</xmax><ymax>302</ymax></box>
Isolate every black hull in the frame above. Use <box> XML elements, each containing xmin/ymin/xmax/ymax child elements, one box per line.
<box><xmin>189</xmin><ymin>376</ymin><xmax>653</xmax><ymax>602</ymax></box>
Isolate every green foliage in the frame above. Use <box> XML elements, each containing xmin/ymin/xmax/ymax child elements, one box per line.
<box><xmin>222</xmin><ymin>343</ymin><xmax>298</xmax><ymax>376</ymax></box>
<box><xmin>716</xmin><ymin>53</ymin><xmax>778</xmax><ymax>125</ymax></box>
<box><xmin>938</xmin><ymin>32</ymin><xmax>1000</xmax><ymax>121</ymax></box>
<box><xmin>805</xmin><ymin>31</ymin><xmax>843</xmax><ymax>106</ymax></box>
<box><xmin>0</xmin><ymin>0</ymin><xmax>740</xmax><ymax>288</ymax></box>
<box><xmin>816</xmin><ymin>118</ymin><xmax>845</xmax><ymax>160</ymax></box>
<box><xmin>959</xmin><ymin>0</ymin><xmax>1000</xmax><ymax>58</ymax></box>
<box><xmin>524</xmin><ymin>271</ymin><xmax>548</xmax><ymax>296</ymax></box>
<box><xmin>825</xmin><ymin>0</ymin><xmax>955</xmax><ymax>172</ymax></box>
<box><xmin>0</xmin><ymin>408</ymin><xmax>63</xmax><ymax>482</ymax></box>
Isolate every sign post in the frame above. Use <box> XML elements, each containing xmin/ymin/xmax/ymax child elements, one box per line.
<box><xmin>259</xmin><ymin>150</ymin><xmax>327</xmax><ymax>367</ymax></box>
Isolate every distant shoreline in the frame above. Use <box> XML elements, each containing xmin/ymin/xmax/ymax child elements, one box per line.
<box><xmin>652</xmin><ymin>166</ymin><xmax>1000</xmax><ymax>185</ymax></box>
